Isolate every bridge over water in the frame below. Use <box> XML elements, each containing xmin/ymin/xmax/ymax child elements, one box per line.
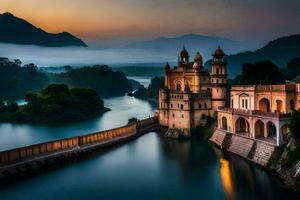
<box><xmin>0</xmin><ymin>117</ymin><xmax>158</xmax><ymax>179</ymax></box>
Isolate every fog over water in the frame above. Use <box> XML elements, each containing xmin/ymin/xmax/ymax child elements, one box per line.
<box><xmin>0</xmin><ymin>43</ymin><xmax>174</xmax><ymax>67</ymax></box>
<box><xmin>0</xmin><ymin>42</ymin><xmax>254</xmax><ymax>67</ymax></box>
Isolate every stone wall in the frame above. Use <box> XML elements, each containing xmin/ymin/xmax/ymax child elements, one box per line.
<box><xmin>228</xmin><ymin>135</ymin><xmax>254</xmax><ymax>158</ymax></box>
<box><xmin>251</xmin><ymin>141</ymin><xmax>275</xmax><ymax>166</ymax></box>
<box><xmin>210</xmin><ymin>128</ymin><xmax>277</xmax><ymax>167</ymax></box>
<box><xmin>0</xmin><ymin>117</ymin><xmax>158</xmax><ymax>166</ymax></box>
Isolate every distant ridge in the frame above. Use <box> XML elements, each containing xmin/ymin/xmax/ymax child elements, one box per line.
<box><xmin>0</xmin><ymin>12</ymin><xmax>87</xmax><ymax>47</ymax></box>
<box><xmin>223</xmin><ymin>33</ymin><xmax>300</xmax><ymax>77</ymax></box>
<box><xmin>126</xmin><ymin>34</ymin><xmax>237</xmax><ymax>49</ymax></box>
<box><xmin>125</xmin><ymin>33</ymin><xmax>248</xmax><ymax>62</ymax></box>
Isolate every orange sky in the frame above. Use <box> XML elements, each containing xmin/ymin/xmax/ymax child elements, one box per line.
<box><xmin>1</xmin><ymin>0</ymin><xmax>300</xmax><ymax>44</ymax></box>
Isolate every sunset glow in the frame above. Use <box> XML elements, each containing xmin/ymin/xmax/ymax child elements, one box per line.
<box><xmin>1</xmin><ymin>0</ymin><xmax>300</xmax><ymax>44</ymax></box>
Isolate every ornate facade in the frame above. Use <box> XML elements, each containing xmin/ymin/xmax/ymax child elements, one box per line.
<box><xmin>216</xmin><ymin>84</ymin><xmax>300</xmax><ymax>146</ymax></box>
<box><xmin>158</xmin><ymin>47</ymin><xmax>227</xmax><ymax>134</ymax></box>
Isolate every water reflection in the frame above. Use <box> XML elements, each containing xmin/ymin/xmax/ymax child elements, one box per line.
<box><xmin>0</xmin><ymin>96</ymin><xmax>155</xmax><ymax>151</ymax></box>
<box><xmin>220</xmin><ymin>158</ymin><xmax>234</xmax><ymax>200</ymax></box>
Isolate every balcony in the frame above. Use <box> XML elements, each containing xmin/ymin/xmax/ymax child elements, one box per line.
<box><xmin>218</xmin><ymin>107</ymin><xmax>291</xmax><ymax>119</ymax></box>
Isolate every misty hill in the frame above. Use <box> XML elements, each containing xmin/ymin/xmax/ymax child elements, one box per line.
<box><xmin>0</xmin><ymin>59</ymin><xmax>132</xmax><ymax>99</ymax></box>
<box><xmin>125</xmin><ymin>34</ymin><xmax>249</xmax><ymax>61</ymax></box>
<box><xmin>0</xmin><ymin>12</ymin><xmax>87</xmax><ymax>47</ymax></box>
<box><xmin>223</xmin><ymin>34</ymin><xmax>300</xmax><ymax>77</ymax></box>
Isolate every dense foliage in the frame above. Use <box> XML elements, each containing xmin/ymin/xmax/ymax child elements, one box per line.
<box><xmin>51</xmin><ymin>65</ymin><xmax>132</xmax><ymax>97</ymax></box>
<box><xmin>0</xmin><ymin>59</ymin><xmax>48</xmax><ymax>99</ymax></box>
<box><xmin>0</xmin><ymin>84</ymin><xmax>105</xmax><ymax>125</ymax></box>
<box><xmin>284</xmin><ymin>57</ymin><xmax>300</xmax><ymax>81</ymax></box>
<box><xmin>130</xmin><ymin>76</ymin><xmax>164</xmax><ymax>100</ymax></box>
<box><xmin>216</xmin><ymin>33</ymin><xmax>300</xmax><ymax>77</ymax></box>
<box><xmin>232</xmin><ymin>60</ymin><xmax>284</xmax><ymax>85</ymax></box>
<box><xmin>289</xmin><ymin>110</ymin><xmax>300</xmax><ymax>139</ymax></box>
<box><xmin>0</xmin><ymin>59</ymin><xmax>133</xmax><ymax>99</ymax></box>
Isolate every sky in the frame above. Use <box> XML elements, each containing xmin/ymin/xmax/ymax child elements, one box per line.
<box><xmin>0</xmin><ymin>0</ymin><xmax>300</xmax><ymax>46</ymax></box>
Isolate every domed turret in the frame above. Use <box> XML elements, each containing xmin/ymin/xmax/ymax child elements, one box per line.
<box><xmin>193</xmin><ymin>51</ymin><xmax>203</xmax><ymax>69</ymax></box>
<box><xmin>178</xmin><ymin>46</ymin><xmax>190</xmax><ymax>66</ymax></box>
<box><xmin>180</xmin><ymin>46</ymin><xmax>189</xmax><ymax>58</ymax></box>
<box><xmin>194</xmin><ymin>51</ymin><xmax>203</xmax><ymax>62</ymax></box>
<box><xmin>213</xmin><ymin>46</ymin><xmax>226</xmax><ymax>58</ymax></box>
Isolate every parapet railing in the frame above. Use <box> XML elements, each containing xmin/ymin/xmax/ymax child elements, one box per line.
<box><xmin>218</xmin><ymin>107</ymin><xmax>291</xmax><ymax>118</ymax></box>
<box><xmin>0</xmin><ymin>116</ymin><xmax>158</xmax><ymax>166</ymax></box>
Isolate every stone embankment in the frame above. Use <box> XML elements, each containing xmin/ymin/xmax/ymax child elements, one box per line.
<box><xmin>209</xmin><ymin>129</ymin><xmax>275</xmax><ymax>167</ymax></box>
<box><xmin>0</xmin><ymin>117</ymin><xmax>158</xmax><ymax>180</ymax></box>
<box><xmin>210</xmin><ymin>128</ymin><xmax>300</xmax><ymax>190</ymax></box>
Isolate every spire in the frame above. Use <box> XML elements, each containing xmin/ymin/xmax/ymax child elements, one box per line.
<box><xmin>180</xmin><ymin>46</ymin><xmax>189</xmax><ymax>58</ymax></box>
<box><xmin>164</xmin><ymin>62</ymin><xmax>170</xmax><ymax>70</ymax></box>
<box><xmin>194</xmin><ymin>51</ymin><xmax>203</xmax><ymax>61</ymax></box>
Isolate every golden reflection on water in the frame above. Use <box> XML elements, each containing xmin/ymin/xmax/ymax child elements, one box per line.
<box><xmin>220</xmin><ymin>158</ymin><xmax>235</xmax><ymax>200</ymax></box>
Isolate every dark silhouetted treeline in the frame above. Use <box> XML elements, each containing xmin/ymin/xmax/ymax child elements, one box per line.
<box><xmin>0</xmin><ymin>59</ymin><xmax>132</xmax><ymax>100</ymax></box>
<box><xmin>0</xmin><ymin>84</ymin><xmax>106</xmax><ymax>125</ymax></box>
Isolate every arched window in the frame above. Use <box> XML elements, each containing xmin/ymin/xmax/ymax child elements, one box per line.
<box><xmin>276</xmin><ymin>100</ymin><xmax>283</xmax><ymax>113</ymax></box>
<box><xmin>201</xmin><ymin>114</ymin><xmax>206</xmax><ymax>119</ymax></box>
<box><xmin>181</xmin><ymin>114</ymin><xmax>184</xmax><ymax>118</ymax></box>
<box><xmin>255</xmin><ymin>120</ymin><xmax>264</xmax><ymax>138</ymax></box>
<box><xmin>171</xmin><ymin>104</ymin><xmax>173</xmax><ymax>108</ymax></box>
<box><xmin>204</xmin><ymin>103</ymin><xmax>207</xmax><ymax>109</ymax></box>
<box><xmin>181</xmin><ymin>104</ymin><xmax>184</xmax><ymax>109</ymax></box>
<box><xmin>267</xmin><ymin>122</ymin><xmax>276</xmax><ymax>137</ymax></box>
<box><xmin>176</xmin><ymin>83</ymin><xmax>181</xmax><ymax>91</ymax></box>
<box><xmin>221</xmin><ymin>117</ymin><xmax>227</xmax><ymax>130</ymax></box>
<box><xmin>259</xmin><ymin>98</ymin><xmax>270</xmax><ymax>112</ymax></box>
<box><xmin>216</xmin><ymin>68</ymin><xmax>219</xmax><ymax>75</ymax></box>
<box><xmin>235</xmin><ymin>117</ymin><xmax>250</xmax><ymax>134</ymax></box>
<box><xmin>172</xmin><ymin>113</ymin><xmax>175</xmax><ymax>118</ymax></box>
<box><xmin>199</xmin><ymin>103</ymin><xmax>202</xmax><ymax>109</ymax></box>
<box><xmin>290</xmin><ymin>99</ymin><xmax>295</xmax><ymax>111</ymax></box>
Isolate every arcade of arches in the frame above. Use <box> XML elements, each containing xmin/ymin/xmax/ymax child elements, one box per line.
<box><xmin>219</xmin><ymin>115</ymin><xmax>290</xmax><ymax>144</ymax></box>
<box><xmin>258</xmin><ymin>98</ymin><xmax>284</xmax><ymax>113</ymax></box>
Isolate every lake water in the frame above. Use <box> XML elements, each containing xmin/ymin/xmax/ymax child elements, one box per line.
<box><xmin>0</xmin><ymin>96</ymin><xmax>154</xmax><ymax>151</ymax></box>
<box><xmin>0</xmin><ymin>90</ymin><xmax>299</xmax><ymax>199</ymax></box>
<box><xmin>127</xmin><ymin>76</ymin><xmax>152</xmax><ymax>87</ymax></box>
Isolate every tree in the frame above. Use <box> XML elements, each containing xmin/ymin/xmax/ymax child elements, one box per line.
<box><xmin>14</xmin><ymin>59</ymin><xmax>22</xmax><ymax>66</ymax></box>
<box><xmin>289</xmin><ymin>110</ymin><xmax>300</xmax><ymax>139</ymax></box>
<box><xmin>240</xmin><ymin>60</ymin><xmax>284</xmax><ymax>85</ymax></box>
<box><xmin>23</xmin><ymin>63</ymin><xmax>38</xmax><ymax>75</ymax></box>
<box><xmin>64</xmin><ymin>65</ymin><xmax>73</xmax><ymax>71</ymax></box>
<box><xmin>285</xmin><ymin>57</ymin><xmax>300</xmax><ymax>80</ymax></box>
<box><xmin>25</xmin><ymin>92</ymin><xmax>40</xmax><ymax>112</ymax></box>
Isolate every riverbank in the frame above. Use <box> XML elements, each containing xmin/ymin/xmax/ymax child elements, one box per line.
<box><xmin>209</xmin><ymin>129</ymin><xmax>300</xmax><ymax>191</ymax></box>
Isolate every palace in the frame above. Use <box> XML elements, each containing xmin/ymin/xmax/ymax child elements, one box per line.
<box><xmin>158</xmin><ymin>46</ymin><xmax>298</xmax><ymax>147</ymax></box>
<box><xmin>158</xmin><ymin>46</ymin><xmax>227</xmax><ymax>136</ymax></box>
<box><xmin>215</xmin><ymin>84</ymin><xmax>300</xmax><ymax>146</ymax></box>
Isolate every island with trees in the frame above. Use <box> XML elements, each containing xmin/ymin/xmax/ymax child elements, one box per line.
<box><xmin>0</xmin><ymin>84</ymin><xmax>108</xmax><ymax>125</ymax></box>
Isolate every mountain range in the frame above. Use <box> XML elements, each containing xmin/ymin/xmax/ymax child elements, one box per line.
<box><xmin>125</xmin><ymin>34</ymin><xmax>250</xmax><ymax>61</ymax></box>
<box><xmin>0</xmin><ymin>12</ymin><xmax>87</xmax><ymax>47</ymax></box>
<box><xmin>221</xmin><ymin>33</ymin><xmax>300</xmax><ymax>77</ymax></box>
